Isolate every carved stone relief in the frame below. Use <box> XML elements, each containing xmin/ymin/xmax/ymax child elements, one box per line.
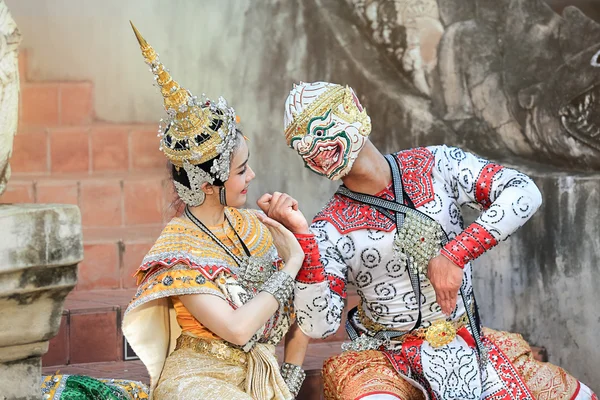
<box><xmin>346</xmin><ymin>0</ymin><xmax>600</xmax><ymax>170</ymax></box>
<box><xmin>346</xmin><ymin>0</ymin><xmax>444</xmax><ymax>96</ymax></box>
<box><xmin>0</xmin><ymin>0</ymin><xmax>20</xmax><ymax>196</ymax></box>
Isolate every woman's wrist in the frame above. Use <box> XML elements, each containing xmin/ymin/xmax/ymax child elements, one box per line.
<box><xmin>261</xmin><ymin>270</ymin><xmax>295</xmax><ymax>306</ymax></box>
<box><xmin>282</xmin><ymin>254</ymin><xmax>304</xmax><ymax>276</ymax></box>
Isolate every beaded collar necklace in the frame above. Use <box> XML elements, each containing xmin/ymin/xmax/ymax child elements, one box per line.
<box><xmin>184</xmin><ymin>206</ymin><xmax>274</xmax><ymax>289</ymax></box>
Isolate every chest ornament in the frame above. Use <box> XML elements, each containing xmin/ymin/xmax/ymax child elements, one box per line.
<box><xmin>393</xmin><ymin>211</ymin><xmax>443</xmax><ymax>277</ymax></box>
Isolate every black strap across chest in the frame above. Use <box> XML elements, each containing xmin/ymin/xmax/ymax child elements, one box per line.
<box><xmin>337</xmin><ymin>154</ymin><xmax>430</xmax><ymax>334</ymax></box>
<box><xmin>184</xmin><ymin>206</ymin><xmax>251</xmax><ymax>269</ymax></box>
<box><xmin>338</xmin><ymin>155</ymin><xmax>488</xmax><ymax>366</ymax></box>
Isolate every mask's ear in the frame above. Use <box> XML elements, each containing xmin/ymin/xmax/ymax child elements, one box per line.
<box><xmin>518</xmin><ymin>83</ymin><xmax>544</xmax><ymax>110</ymax></box>
<box><xmin>349</xmin><ymin>87</ymin><xmax>364</xmax><ymax>112</ymax></box>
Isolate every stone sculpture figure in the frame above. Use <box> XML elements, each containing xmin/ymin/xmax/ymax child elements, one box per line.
<box><xmin>345</xmin><ymin>0</ymin><xmax>600</xmax><ymax>170</ymax></box>
<box><xmin>345</xmin><ymin>0</ymin><xmax>444</xmax><ymax>96</ymax></box>
<box><xmin>0</xmin><ymin>0</ymin><xmax>20</xmax><ymax>196</ymax></box>
<box><xmin>435</xmin><ymin>0</ymin><xmax>600</xmax><ymax>169</ymax></box>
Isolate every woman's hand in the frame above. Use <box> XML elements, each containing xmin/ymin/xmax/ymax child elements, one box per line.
<box><xmin>257</xmin><ymin>192</ymin><xmax>309</xmax><ymax>234</ymax></box>
<box><xmin>255</xmin><ymin>211</ymin><xmax>304</xmax><ymax>265</ymax></box>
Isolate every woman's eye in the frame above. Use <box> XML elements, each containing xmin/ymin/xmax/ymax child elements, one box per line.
<box><xmin>238</xmin><ymin>168</ymin><xmax>247</xmax><ymax>175</ymax></box>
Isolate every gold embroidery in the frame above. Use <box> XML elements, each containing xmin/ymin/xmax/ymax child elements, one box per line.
<box><xmin>323</xmin><ymin>350</ymin><xmax>425</xmax><ymax>400</ymax></box>
<box><xmin>175</xmin><ymin>334</ymin><xmax>247</xmax><ymax>366</ymax></box>
<box><xmin>284</xmin><ymin>85</ymin><xmax>371</xmax><ymax>145</ymax></box>
<box><xmin>484</xmin><ymin>328</ymin><xmax>580</xmax><ymax>400</ymax></box>
<box><xmin>156</xmin><ymin>341</ymin><xmax>292</xmax><ymax>399</ymax></box>
<box><xmin>357</xmin><ymin>302</ymin><xmax>468</xmax><ymax>346</ymax></box>
<box><xmin>140</xmin><ymin>208</ymin><xmax>275</xmax><ymax>274</ymax></box>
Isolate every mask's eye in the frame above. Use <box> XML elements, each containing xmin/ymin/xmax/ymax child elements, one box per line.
<box><xmin>307</xmin><ymin>109</ymin><xmax>334</xmax><ymax>137</ymax></box>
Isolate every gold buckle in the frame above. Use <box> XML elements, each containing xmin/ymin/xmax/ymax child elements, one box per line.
<box><xmin>424</xmin><ymin>320</ymin><xmax>457</xmax><ymax>348</ymax></box>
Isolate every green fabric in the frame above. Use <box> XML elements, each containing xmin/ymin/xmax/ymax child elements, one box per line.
<box><xmin>42</xmin><ymin>374</ymin><xmax>149</xmax><ymax>400</ymax></box>
<box><xmin>59</xmin><ymin>375</ymin><xmax>124</xmax><ymax>400</ymax></box>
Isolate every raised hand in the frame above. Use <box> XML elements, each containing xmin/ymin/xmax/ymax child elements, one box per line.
<box><xmin>426</xmin><ymin>254</ymin><xmax>464</xmax><ymax>316</ymax></box>
<box><xmin>254</xmin><ymin>212</ymin><xmax>304</xmax><ymax>267</ymax></box>
<box><xmin>257</xmin><ymin>192</ymin><xmax>309</xmax><ymax>234</ymax></box>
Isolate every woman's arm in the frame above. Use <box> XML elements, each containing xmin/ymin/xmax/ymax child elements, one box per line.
<box><xmin>180</xmin><ymin>212</ymin><xmax>304</xmax><ymax>347</ymax></box>
<box><xmin>281</xmin><ymin>322</ymin><xmax>310</xmax><ymax>397</ymax></box>
<box><xmin>283</xmin><ymin>322</ymin><xmax>310</xmax><ymax>365</ymax></box>
<box><xmin>179</xmin><ymin>281</ymin><xmax>297</xmax><ymax>346</ymax></box>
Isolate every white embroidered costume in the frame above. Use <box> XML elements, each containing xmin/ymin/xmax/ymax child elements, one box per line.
<box><xmin>284</xmin><ymin>82</ymin><xmax>596</xmax><ymax>400</ymax></box>
<box><xmin>296</xmin><ymin>145</ymin><xmax>539</xmax><ymax>332</ymax></box>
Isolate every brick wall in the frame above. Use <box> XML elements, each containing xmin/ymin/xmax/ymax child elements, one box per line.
<box><xmin>2</xmin><ymin>51</ymin><xmax>180</xmax><ymax>290</ymax></box>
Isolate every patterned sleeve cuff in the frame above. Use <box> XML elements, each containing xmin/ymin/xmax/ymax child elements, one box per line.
<box><xmin>475</xmin><ymin>163</ymin><xmax>504</xmax><ymax>209</ymax></box>
<box><xmin>294</xmin><ymin>233</ymin><xmax>326</xmax><ymax>284</ymax></box>
<box><xmin>440</xmin><ymin>222</ymin><xmax>498</xmax><ymax>268</ymax></box>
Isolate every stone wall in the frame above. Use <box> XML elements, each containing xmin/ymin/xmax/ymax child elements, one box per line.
<box><xmin>3</xmin><ymin>0</ymin><xmax>599</xmax><ymax>391</ymax></box>
<box><xmin>471</xmin><ymin>167</ymin><xmax>600</xmax><ymax>389</ymax></box>
<box><xmin>6</xmin><ymin>0</ymin><xmax>599</xmax><ymax>213</ymax></box>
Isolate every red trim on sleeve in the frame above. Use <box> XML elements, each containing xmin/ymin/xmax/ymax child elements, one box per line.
<box><xmin>295</xmin><ymin>233</ymin><xmax>326</xmax><ymax>284</ymax></box>
<box><xmin>475</xmin><ymin>163</ymin><xmax>504</xmax><ymax>209</ymax></box>
<box><xmin>440</xmin><ymin>222</ymin><xmax>498</xmax><ymax>268</ymax></box>
<box><xmin>327</xmin><ymin>274</ymin><xmax>346</xmax><ymax>298</ymax></box>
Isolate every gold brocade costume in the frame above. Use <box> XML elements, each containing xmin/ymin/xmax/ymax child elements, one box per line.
<box><xmin>122</xmin><ymin>208</ymin><xmax>294</xmax><ymax>400</ymax></box>
<box><xmin>322</xmin><ymin>328</ymin><xmax>581</xmax><ymax>400</ymax></box>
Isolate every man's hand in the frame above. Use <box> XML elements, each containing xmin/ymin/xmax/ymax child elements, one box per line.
<box><xmin>257</xmin><ymin>192</ymin><xmax>309</xmax><ymax>234</ymax></box>
<box><xmin>427</xmin><ymin>254</ymin><xmax>464</xmax><ymax>316</ymax></box>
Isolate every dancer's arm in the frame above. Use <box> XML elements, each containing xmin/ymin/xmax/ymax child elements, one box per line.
<box><xmin>256</xmin><ymin>191</ymin><xmax>350</xmax><ymax>340</ymax></box>
<box><xmin>283</xmin><ymin>322</ymin><xmax>310</xmax><ymax>366</ymax></box>
<box><xmin>427</xmin><ymin>145</ymin><xmax>542</xmax><ymax>314</ymax></box>
<box><xmin>180</xmin><ymin>214</ymin><xmax>304</xmax><ymax>347</ymax></box>
<box><xmin>432</xmin><ymin>144</ymin><xmax>542</xmax><ymax>267</ymax></box>
<box><xmin>281</xmin><ymin>322</ymin><xmax>310</xmax><ymax>396</ymax></box>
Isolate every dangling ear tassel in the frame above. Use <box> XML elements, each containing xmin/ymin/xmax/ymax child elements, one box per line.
<box><xmin>219</xmin><ymin>187</ymin><xmax>227</xmax><ymax>206</ymax></box>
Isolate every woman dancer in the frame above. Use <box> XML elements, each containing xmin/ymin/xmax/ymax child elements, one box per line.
<box><xmin>122</xmin><ymin>23</ymin><xmax>309</xmax><ymax>399</ymax></box>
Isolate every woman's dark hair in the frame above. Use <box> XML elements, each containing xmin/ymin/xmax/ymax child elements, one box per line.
<box><xmin>170</xmin><ymin>128</ymin><xmax>245</xmax><ymax>189</ymax></box>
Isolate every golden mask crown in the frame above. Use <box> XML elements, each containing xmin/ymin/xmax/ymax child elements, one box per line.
<box><xmin>284</xmin><ymin>85</ymin><xmax>371</xmax><ymax>146</ymax></box>
<box><xmin>130</xmin><ymin>22</ymin><xmax>238</xmax><ymax>181</ymax></box>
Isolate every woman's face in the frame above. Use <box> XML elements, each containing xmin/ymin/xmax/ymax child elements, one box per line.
<box><xmin>223</xmin><ymin>137</ymin><xmax>255</xmax><ymax>208</ymax></box>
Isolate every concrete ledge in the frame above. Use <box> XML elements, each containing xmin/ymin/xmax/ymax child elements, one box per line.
<box><xmin>0</xmin><ymin>204</ymin><xmax>82</xmax><ymax>399</ymax></box>
<box><xmin>0</xmin><ymin>204</ymin><xmax>83</xmax><ymax>271</ymax></box>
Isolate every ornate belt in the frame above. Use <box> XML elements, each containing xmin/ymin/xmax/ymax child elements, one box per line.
<box><xmin>357</xmin><ymin>303</ymin><xmax>469</xmax><ymax>348</ymax></box>
<box><xmin>175</xmin><ymin>334</ymin><xmax>247</xmax><ymax>365</ymax></box>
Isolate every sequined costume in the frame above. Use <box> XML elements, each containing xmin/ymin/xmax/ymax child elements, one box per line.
<box><xmin>108</xmin><ymin>22</ymin><xmax>298</xmax><ymax>400</ymax></box>
<box><xmin>122</xmin><ymin>208</ymin><xmax>295</xmax><ymax>399</ymax></box>
<box><xmin>283</xmin><ymin>82</ymin><xmax>597</xmax><ymax>400</ymax></box>
<box><xmin>292</xmin><ymin>146</ymin><xmax>597</xmax><ymax>400</ymax></box>
<box><xmin>41</xmin><ymin>375</ymin><xmax>149</xmax><ymax>400</ymax></box>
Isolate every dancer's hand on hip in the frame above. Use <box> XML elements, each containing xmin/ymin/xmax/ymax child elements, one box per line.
<box><xmin>427</xmin><ymin>254</ymin><xmax>464</xmax><ymax>316</ymax></box>
<box><xmin>257</xmin><ymin>192</ymin><xmax>309</xmax><ymax>234</ymax></box>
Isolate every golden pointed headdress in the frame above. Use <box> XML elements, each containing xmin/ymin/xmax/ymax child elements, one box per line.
<box><xmin>130</xmin><ymin>21</ymin><xmax>238</xmax><ymax>181</ymax></box>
